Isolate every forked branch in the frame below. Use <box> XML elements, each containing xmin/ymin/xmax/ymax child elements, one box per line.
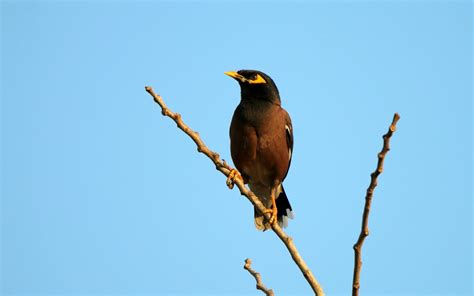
<box><xmin>145</xmin><ymin>86</ymin><xmax>325</xmax><ymax>296</ymax></box>
<box><xmin>352</xmin><ymin>113</ymin><xmax>400</xmax><ymax>296</ymax></box>
<box><xmin>244</xmin><ymin>259</ymin><xmax>274</xmax><ymax>296</ymax></box>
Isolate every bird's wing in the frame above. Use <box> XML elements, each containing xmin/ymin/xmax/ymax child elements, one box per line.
<box><xmin>283</xmin><ymin>110</ymin><xmax>293</xmax><ymax>180</ymax></box>
<box><xmin>229</xmin><ymin>106</ymin><xmax>257</xmax><ymax>182</ymax></box>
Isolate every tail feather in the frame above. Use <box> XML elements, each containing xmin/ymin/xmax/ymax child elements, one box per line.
<box><xmin>276</xmin><ymin>185</ymin><xmax>294</xmax><ymax>228</ymax></box>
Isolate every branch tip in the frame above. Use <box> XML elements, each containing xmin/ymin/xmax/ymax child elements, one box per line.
<box><xmin>243</xmin><ymin>258</ymin><xmax>274</xmax><ymax>296</ymax></box>
<box><xmin>393</xmin><ymin>113</ymin><xmax>401</xmax><ymax>122</ymax></box>
<box><xmin>352</xmin><ymin>113</ymin><xmax>400</xmax><ymax>296</ymax></box>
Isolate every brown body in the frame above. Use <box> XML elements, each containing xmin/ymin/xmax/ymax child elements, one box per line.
<box><xmin>230</xmin><ymin>99</ymin><xmax>293</xmax><ymax>230</ymax></box>
<box><xmin>227</xmin><ymin>69</ymin><xmax>294</xmax><ymax>230</ymax></box>
<box><xmin>230</xmin><ymin>102</ymin><xmax>291</xmax><ymax>188</ymax></box>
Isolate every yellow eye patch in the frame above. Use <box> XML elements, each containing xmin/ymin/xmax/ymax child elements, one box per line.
<box><xmin>248</xmin><ymin>74</ymin><xmax>267</xmax><ymax>84</ymax></box>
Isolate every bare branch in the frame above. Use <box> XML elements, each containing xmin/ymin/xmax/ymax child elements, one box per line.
<box><xmin>244</xmin><ymin>258</ymin><xmax>274</xmax><ymax>296</ymax></box>
<box><xmin>145</xmin><ymin>86</ymin><xmax>325</xmax><ymax>296</ymax></box>
<box><xmin>352</xmin><ymin>113</ymin><xmax>400</xmax><ymax>296</ymax></box>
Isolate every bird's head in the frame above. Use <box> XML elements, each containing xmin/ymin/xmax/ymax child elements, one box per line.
<box><xmin>225</xmin><ymin>70</ymin><xmax>280</xmax><ymax>105</ymax></box>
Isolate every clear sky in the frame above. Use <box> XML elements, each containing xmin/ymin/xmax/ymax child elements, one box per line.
<box><xmin>1</xmin><ymin>1</ymin><xmax>472</xmax><ymax>295</ymax></box>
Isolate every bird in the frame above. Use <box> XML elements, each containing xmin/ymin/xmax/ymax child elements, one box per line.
<box><xmin>225</xmin><ymin>69</ymin><xmax>294</xmax><ymax>231</ymax></box>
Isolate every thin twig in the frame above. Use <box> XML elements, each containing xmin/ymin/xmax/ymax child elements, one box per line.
<box><xmin>145</xmin><ymin>86</ymin><xmax>325</xmax><ymax>296</ymax></box>
<box><xmin>352</xmin><ymin>113</ymin><xmax>400</xmax><ymax>296</ymax></box>
<box><xmin>244</xmin><ymin>259</ymin><xmax>274</xmax><ymax>296</ymax></box>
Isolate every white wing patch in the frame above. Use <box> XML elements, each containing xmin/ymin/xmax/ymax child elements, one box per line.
<box><xmin>285</xmin><ymin>124</ymin><xmax>292</xmax><ymax>160</ymax></box>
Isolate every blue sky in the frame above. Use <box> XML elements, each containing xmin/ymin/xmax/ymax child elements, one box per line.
<box><xmin>1</xmin><ymin>1</ymin><xmax>472</xmax><ymax>295</ymax></box>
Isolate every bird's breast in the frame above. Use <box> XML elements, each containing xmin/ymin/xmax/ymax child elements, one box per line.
<box><xmin>230</xmin><ymin>102</ymin><xmax>290</xmax><ymax>187</ymax></box>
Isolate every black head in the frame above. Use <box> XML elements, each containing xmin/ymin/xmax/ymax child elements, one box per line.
<box><xmin>225</xmin><ymin>70</ymin><xmax>281</xmax><ymax>105</ymax></box>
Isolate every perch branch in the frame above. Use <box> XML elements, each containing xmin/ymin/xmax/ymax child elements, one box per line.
<box><xmin>352</xmin><ymin>113</ymin><xmax>400</xmax><ymax>296</ymax></box>
<box><xmin>145</xmin><ymin>86</ymin><xmax>325</xmax><ymax>296</ymax></box>
<box><xmin>244</xmin><ymin>258</ymin><xmax>274</xmax><ymax>296</ymax></box>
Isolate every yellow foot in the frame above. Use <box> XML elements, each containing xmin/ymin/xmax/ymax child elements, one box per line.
<box><xmin>263</xmin><ymin>208</ymin><xmax>278</xmax><ymax>225</ymax></box>
<box><xmin>226</xmin><ymin>169</ymin><xmax>243</xmax><ymax>189</ymax></box>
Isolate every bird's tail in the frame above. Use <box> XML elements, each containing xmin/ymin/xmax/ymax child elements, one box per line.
<box><xmin>253</xmin><ymin>184</ymin><xmax>294</xmax><ymax>231</ymax></box>
<box><xmin>276</xmin><ymin>185</ymin><xmax>294</xmax><ymax>228</ymax></box>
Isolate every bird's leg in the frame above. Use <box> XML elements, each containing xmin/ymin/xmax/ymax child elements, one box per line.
<box><xmin>263</xmin><ymin>187</ymin><xmax>278</xmax><ymax>225</ymax></box>
<box><xmin>226</xmin><ymin>169</ymin><xmax>243</xmax><ymax>189</ymax></box>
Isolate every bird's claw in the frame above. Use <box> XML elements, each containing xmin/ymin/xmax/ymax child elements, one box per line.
<box><xmin>226</xmin><ymin>169</ymin><xmax>242</xmax><ymax>189</ymax></box>
<box><xmin>263</xmin><ymin>208</ymin><xmax>278</xmax><ymax>225</ymax></box>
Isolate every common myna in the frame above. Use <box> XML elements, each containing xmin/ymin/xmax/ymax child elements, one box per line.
<box><xmin>226</xmin><ymin>70</ymin><xmax>294</xmax><ymax>231</ymax></box>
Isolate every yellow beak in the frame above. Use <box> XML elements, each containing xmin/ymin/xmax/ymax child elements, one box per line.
<box><xmin>224</xmin><ymin>71</ymin><xmax>246</xmax><ymax>82</ymax></box>
<box><xmin>225</xmin><ymin>71</ymin><xmax>267</xmax><ymax>84</ymax></box>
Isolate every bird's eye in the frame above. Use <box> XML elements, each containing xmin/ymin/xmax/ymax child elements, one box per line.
<box><xmin>251</xmin><ymin>74</ymin><xmax>257</xmax><ymax>81</ymax></box>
